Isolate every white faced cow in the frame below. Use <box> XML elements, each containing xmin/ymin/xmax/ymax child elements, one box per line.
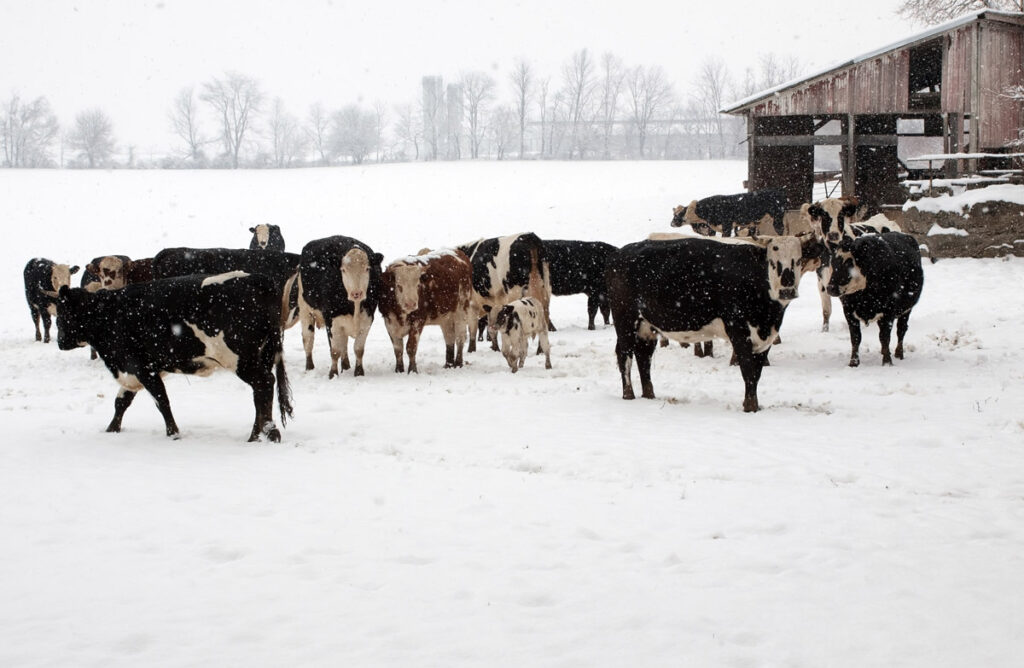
<box><xmin>23</xmin><ymin>258</ymin><xmax>80</xmax><ymax>343</ymax></box>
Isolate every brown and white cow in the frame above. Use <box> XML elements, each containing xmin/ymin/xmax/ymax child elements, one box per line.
<box><xmin>84</xmin><ymin>255</ymin><xmax>155</xmax><ymax>291</ymax></box>
<box><xmin>486</xmin><ymin>297</ymin><xmax>552</xmax><ymax>373</ymax></box>
<box><xmin>297</xmin><ymin>236</ymin><xmax>383</xmax><ymax>378</ymax></box>
<box><xmin>379</xmin><ymin>249</ymin><xmax>474</xmax><ymax>373</ymax></box>
<box><xmin>24</xmin><ymin>258</ymin><xmax>80</xmax><ymax>343</ymax></box>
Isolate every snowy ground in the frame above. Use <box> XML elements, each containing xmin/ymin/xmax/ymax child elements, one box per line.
<box><xmin>2</xmin><ymin>162</ymin><xmax>1023</xmax><ymax>667</ymax></box>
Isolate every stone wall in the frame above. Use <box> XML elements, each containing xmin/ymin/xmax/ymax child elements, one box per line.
<box><xmin>897</xmin><ymin>200</ymin><xmax>1024</xmax><ymax>258</ymax></box>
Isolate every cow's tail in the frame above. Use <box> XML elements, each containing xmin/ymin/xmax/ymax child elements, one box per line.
<box><xmin>271</xmin><ymin>328</ymin><xmax>294</xmax><ymax>426</ymax></box>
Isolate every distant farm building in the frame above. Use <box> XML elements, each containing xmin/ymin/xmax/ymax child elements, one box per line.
<box><xmin>723</xmin><ymin>10</ymin><xmax>1024</xmax><ymax>210</ymax></box>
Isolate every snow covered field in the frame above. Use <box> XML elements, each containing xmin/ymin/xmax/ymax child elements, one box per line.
<box><xmin>2</xmin><ymin>161</ymin><xmax>1023</xmax><ymax>667</ymax></box>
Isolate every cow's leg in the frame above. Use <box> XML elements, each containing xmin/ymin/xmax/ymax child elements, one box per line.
<box><xmin>843</xmin><ymin>305</ymin><xmax>862</xmax><ymax>367</ymax></box>
<box><xmin>818</xmin><ymin>268</ymin><xmax>832</xmax><ymax>332</ymax></box>
<box><xmin>326</xmin><ymin>324</ymin><xmax>341</xmax><ymax>378</ymax></box>
<box><xmin>406</xmin><ymin>323</ymin><xmax>421</xmax><ymax>374</ymax></box>
<box><xmin>538</xmin><ymin>328</ymin><xmax>552</xmax><ymax>369</ymax></box>
<box><xmin>878</xmin><ymin>317</ymin><xmax>894</xmax><ymax>366</ymax></box>
<box><xmin>895</xmin><ymin>312</ymin><xmax>911</xmax><ymax>360</ymax></box>
<box><xmin>586</xmin><ymin>292</ymin><xmax>601</xmax><ymax>330</ymax></box>
<box><xmin>615</xmin><ymin>336</ymin><xmax>636</xmax><ymax>400</ymax></box>
<box><xmin>301</xmin><ymin>312</ymin><xmax>316</xmax><ymax>370</ymax></box>
<box><xmin>242</xmin><ymin>367</ymin><xmax>280</xmax><ymax>443</ymax></box>
<box><xmin>635</xmin><ymin>337</ymin><xmax>657</xmax><ymax>399</ymax></box>
<box><xmin>106</xmin><ymin>389</ymin><xmax>137</xmax><ymax>433</ymax></box>
<box><xmin>137</xmin><ymin>373</ymin><xmax>180</xmax><ymax>438</ymax></box>
<box><xmin>389</xmin><ymin>331</ymin><xmax>405</xmax><ymax>373</ymax></box>
<box><xmin>352</xmin><ymin>315</ymin><xmax>372</xmax><ymax>377</ymax></box>
<box><xmin>30</xmin><ymin>306</ymin><xmax>42</xmax><ymax>341</ymax></box>
<box><xmin>599</xmin><ymin>294</ymin><xmax>611</xmax><ymax>326</ymax></box>
<box><xmin>40</xmin><ymin>310</ymin><xmax>52</xmax><ymax>343</ymax></box>
<box><xmin>734</xmin><ymin>341</ymin><xmax>766</xmax><ymax>413</ymax></box>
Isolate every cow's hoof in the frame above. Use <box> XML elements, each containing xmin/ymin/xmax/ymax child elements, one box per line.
<box><xmin>354</xmin><ymin>366</ymin><xmax>364</xmax><ymax>377</ymax></box>
<box><xmin>545</xmin><ymin>361</ymin><xmax>552</xmax><ymax>370</ymax></box>
<box><xmin>35</xmin><ymin>333</ymin><xmax>42</xmax><ymax>342</ymax></box>
<box><xmin>821</xmin><ymin>323</ymin><xmax>830</xmax><ymax>333</ymax></box>
<box><xmin>882</xmin><ymin>357</ymin><xmax>893</xmax><ymax>366</ymax></box>
<box><xmin>407</xmin><ymin>365</ymin><xmax>418</xmax><ymax>374</ymax></box>
<box><xmin>105</xmin><ymin>425</ymin><xmax>121</xmax><ymax>433</ymax></box>
<box><xmin>341</xmin><ymin>359</ymin><xmax>351</xmax><ymax>371</ymax></box>
<box><xmin>641</xmin><ymin>390</ymin><xmax>655</xmax><ymax>400</ymax></box>
<box><xmin>267</xmin><ymin>428</ymin><xmax>281</xmax><ymax>443</ymax></box>
<box><xmin>848</xmin><ymin>358</ymin><xmax>860</xmax><ymax>368</ymax></box>
<box><xmin>742</xmin><ymin>398</ymin><xmax>760</xmax><ymax>412</ymax></box>
<box><xmin>394</xmin><ymin>365</ymin><xmax>403</xmax><ymax>373</ymax></box>
<box><xmin>328</xmin><ymin>369</ymin><xmax>338</xmax><ymax>379</ymax></box>
<box><xmin>305</xmin><ymin>360</ymin><xmax>315</xmax><ymax>371</ymax></box>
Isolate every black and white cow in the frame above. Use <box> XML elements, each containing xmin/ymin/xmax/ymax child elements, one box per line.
<box><xmin>607</xmin><ymin>235</ymin><xmax>818</xmax><ymax>412</ymax></box>
<box><xmin>457</xmin><ymin>232</ymin><xmax>551</xmax><ymax>352</ymax></box>
<box><xmin>297</xmin><ymin>235</ymin><xmax>384</xmax><ymax>377</ymax></box>
<box><xmin>153</xmin><ymin>247</ymin><xmax>301</xmax><ymax>328</ymax></box>
<box><xmin>24</xmin><ymin>258</ymin><xmax>80</xmax><ymax>343</ymax></box>
<box><xmin>801</xmin><ymin>197</ymin><xmax>903</xmax><ymax>331</ymax></box>
<box><xmin>249</xmin><ymin>224</ymin><xmax>286</xmax><ymax>251</ymax></box>
<box><xmin>486</xmin><ymin>297</ymin><xmax>552</xmax><ymax>373</ymax></box>
<box><xmin>671</xmin><ymin>188</ymin><xmax>788</xmax><ymax>237</ymax></box>
<box><xmin>541</xmin><ymin>239</ymin><xmax>618</xmax><ymax>330</ymax></box>
<box><xmin>55</xmin><ymin>272</ymin><xmax>293</xmax><ymax>441</ymax></box>
<box><xmin>827</xmin><ymin>231</ymin><xmax>924</xmax><ymax>368</ymax></box>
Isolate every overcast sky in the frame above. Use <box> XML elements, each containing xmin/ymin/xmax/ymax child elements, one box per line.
<box><xmin>0</xmin><ymin>0</ymin><xmax>920</xmax><ymax>154</ymax></box>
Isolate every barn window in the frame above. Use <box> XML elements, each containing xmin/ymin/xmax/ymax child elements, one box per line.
<box><xmin>908</xmin><ymin>39</ymin><xmax>943</xmax><ymax>111</ymax></box>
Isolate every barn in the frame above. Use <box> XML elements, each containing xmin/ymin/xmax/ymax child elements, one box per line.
<box><xmin>723</xmin><ymin>10</ymin><xmax>1024</xmax><ymax>212</ymax></box>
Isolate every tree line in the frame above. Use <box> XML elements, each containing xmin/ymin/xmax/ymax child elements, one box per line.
<box><xmin>2</xmin><ymin>50</ymin><xmax>801</xmax><ymax>169</ymax></box>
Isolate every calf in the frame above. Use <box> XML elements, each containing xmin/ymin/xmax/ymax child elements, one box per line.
<box><xmin>298</xmin><ymin>235</ymin><xmax>384</xmax><ymax>377</ymax></box>
<box><xmin>801</xmin><ymin>198</ymin><xmax>902</xmax><ymax>331</ymax></box>
<box><xmin>55</xmin><ymin>272</ymin><xmax>293</xmax><ymax>442</ymax></box>
<box><xmin>671</xmin><ymin>188</ymin><xmax>787</xmax><ymax>237</ymax></box>
<box><xmin>81</xmin><ymin>255</ymin><xmax>130</xmax><ymax>291</ymax></box>
<box><xmin>24</xmin><ymin>258</ymin><xmax>80</xmax><ymax>343</ymax></box>
<box><xmin>83</xmin><ymin>255</ymin><xmax>153</xmax><ymax>291</ymax></box>
<box><xmin>607</xmin><ymin>235</ymin><xmax>817</xmax><ymax>412</ymax></box>
<box><xmin>542</xmin><ymin>239</ymin><xmax>617</xmax><ymax>330</ymax></box>
<box><xmin>486</xmin><ymin>297</ymin><xmax>552</xmax><ymax>373</ymax></box>
<box><xmin>379</xmin><ymin>249</ymin><xmax>474</xmax><ymax>373</ymax></box>
<box><xmin>153</xmin><ymin>247</ymin><xmax>301</xmax><ymax>328</ymax></box>
<box><xmin>249</xmin><ymin>224</ymin><xmax>286</xmax><ymax>251</ymax></box>
<box><xmin>457</xmin><ymin>232</ymin><xmax>551</xmax><ymax>352</ymax></box>
<box><xmin>827</xmin><ymin>232</ymin><xmax>924</xmax><ymax>367</ymax></box>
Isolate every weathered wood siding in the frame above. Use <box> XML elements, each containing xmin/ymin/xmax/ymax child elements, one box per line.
<box><xmin>979</xmin><ymin>20</ymin><xmax>1024</xmax><ymax>148</ymax></box>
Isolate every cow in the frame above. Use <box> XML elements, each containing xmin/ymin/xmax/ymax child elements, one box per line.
<box><xmin>485</xmin><ymin>297</ymin><xmax>552</xmax><ymax>373</ymax></box>
<box><xmin>671</xmin><ymin>188</ymin><xmax>788</xmax><ymax>237</ymax></box>
<box><xmin>55</xmin><ymin>272</ymin><xmax>293</xmax><ymax>442</ymax></box>
<box><xmin>801</xmin><ymin>197</ymin><xmax>903</xmax><ymax>332</ymax></box>
<box><xmin>606</xmin><ymin>234</ymin><xmax>819</xmax><ymax>412</ymax></box>
<box><xmin>378</xmin><ymin>249</ymin><xmax>474</xmax><ymax>373</ymax></box>
<box><xmin>24</xmin><ymin>258</ymin><xmax>80</xmax><ymax>343</ymax></box>
<box><xmin>81</xmin><ymin>255</ymin><xmax>130</xmax><ymax>292</ymax></box>
<box><xmin>297</xmin><ymin>235</ymin><xmax>384</xmax><ymax>378</ymax></box>
<box><xmin>153</xmin><ymin>247</ymin><xmax>301</xmax><ymax>328</ymax></box>
<box><xmin>83</xmin><ymin>255</ymin><xmax>154</xmax><ymax>291</ymax></box>
<box><xmin>827</xmin><ymin>232</ymin><xmax>924</xmax><ymax>368</ymax></box>
<box><xmin>541</xmin><ymin>239</ymin><xmax>618</xmax><ymax>330</ymax></box>
<box><xmin>457</xmin><ymin>232</ymin><xmax>551</xmax><ymax>353</ymax></box>
<box><xmin>249</xmin><ymin>224</ymin><xmax>286</xmax><ymax>251</ymax></box>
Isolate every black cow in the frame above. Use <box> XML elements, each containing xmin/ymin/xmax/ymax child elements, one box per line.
<box><xmin>153</xmin><ymin>247</ymin><xmax>301</xmax><ymax>328</ymax></box>
<box><xmin>607</xmin><ymin>235</ymin><xmax>816</xmax><ymax>412</ymax></box>
<box><xmin>827</xmin><ymin>232</ymin><xmax>924</xmax><ymax>367</ymax></box>
<box><xmin>249</xmin><ymin>224</ymin><xmax>286</xmax><ymax>251</ymax></box>
<box><xmin>671</xmin><ymin>188</ymin><xmax>787</xmax><ymax>237</ymax></box>
<box><xmin>55</xmin><ymin>272</ymin><xmax>293</xmax><ymax>441</ymax></box>
<box><xmin>298</xmin><ymin>235</ymin><xmax>384</xmax><ymax>377</ymax></box>
<box><xmin>24</xmin><ymin>258</ymin><xmax>80</xmax><ymax>343</ymax></box>
<box><xmin>542</xmin><ymin>239</ymin><xmax>618</xmax><ymax>330</ymax></box>
<box><xmin>457</xmin><ymin>232</ymin><xmax>551</xmax><ymax>352</ymax></box>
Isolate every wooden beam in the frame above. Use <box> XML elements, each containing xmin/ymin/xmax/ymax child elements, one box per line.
<box><xmin>844</xmin><ymin>113</ymin><xmax>857</xmax><ymax>197</ymax></box>
<box><xmin>752</xmin><ymin>134</ymin><xmax>898</xmax><ymax>147</ymax></box>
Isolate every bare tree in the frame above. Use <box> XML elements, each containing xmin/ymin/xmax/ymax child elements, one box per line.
<box><xmin>68</xmin><ymin>108</ymin><xmax>115</xmax><ymax>168</ymax></box>
<box><xmin>509</xmin><ymin>58</ymin><xmax>533</xmax><ymax>158</ymax></box>
<box><xmin>489</xmin><ymin>106</ymin><xmax>518</xmax><ymax>160</ymax></box>
<box><xmin>460</xmin><ymin>71</ymin><xmax>496</xmax><ymax>159</ymax></box>
<box><xmin>561</xmin><ymin>49</ymin><xmax>598</xmax><ymax>159</ymax></box>
<box><xmin>898</xmin><ymin>0</ymin><xmax>1023</xmax><ymax>24</ymax></box>
<box><xmin>537</xmin><ymin>76</ymin><xmax>551</xmax><ymax>158</ymax></box>
<box><xmin>330</xmin><ymin>104</ymin><xmax>377</xmax><ymax>165</ymax></box>
<box><xmin>373</xmin><ymin>100</ymin><xmax>388</xmax><ymax>163</ymax></box>
<box><xmin>393</xmin><ymin>103</ymin><xmax>421</xmax><ymax>161</ymax></box>
<box><xmin>694</xmin><ymin>57</ymin><xmax>732</xmax><ymax>159</ymax></box>
<box><xmin>168</xmin><ymin>86</ymin><xmax>207</xmax><ymax>164</ymax></box>
<box><xmin>422</xmin><ymin>76</ymin><xmax>444</xmax><ymax>161</ymax></box>
<box><xmin>1</xmin><ymin>93</ymin><xmax>59</xmax><ymax>167</ymax></box>
<box><xmin>267</xmin><ymin>97</ymin><xmax>306</xmax><ymax>168</ymax></box>
<box><xmin>200</xmin><ymin>71</ymin><xmax>263</xmax><ymax>168</ymax></box>
<box><xmin>597</xmin><ymin>52</ymin><xmax>626</xmax><ymax>159</ymax></box>
<box><xmin>628</xmin><ymin>65</ymin><xmax>674</xmax><ymax>159</ymax></box>
<box><xmin>306</xmin><ymin>102</ymin><xmax>332</xmax><ymax>166</ymax></box>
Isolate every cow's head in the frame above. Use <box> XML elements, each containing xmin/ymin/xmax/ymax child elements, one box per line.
<box><xmin>765</xmin><ymin>237</ymin><xmax>803</xmax><ymax>303</ymax></box>
<box><xmin>670</xmin><ymin>205</ymin><xmax>686</xmax><ymax>227</ymax></box>
<box><xmin>802</xmin><ymin>197</ymin><xmax>859</xmax><ymax>247</ymax></box>
<box><xmin>390</xmin><ymin>263</ymin><xmax>423</xmax><ymax>314</ymax></box>
<box><xmin>340</xmin><ymin>248</ymin><xmax>371</xmax><ymax>302</ymax></box>
<box><xmin>827</xmin><ymin>238</ymin><xmax>867</xmax><ymax>296</ymax></box>
<box><xmin>87</xmin><ymin>256</ymin><xmax>126</xmax><ymax>290</ymax></box>
<box><xmin>249</xmin><ymin>224</ymin><xmax>281</xmax><ymax>250</ymax></box>
<box><xmin>43</xmin><ymin>263</ymin><xmax>80</xmax><ymax>314</ymax></box>
<box><xmin>55</xmin><ymin>285</ymin><xmax>91</xmax><ymax>350</ymax></box>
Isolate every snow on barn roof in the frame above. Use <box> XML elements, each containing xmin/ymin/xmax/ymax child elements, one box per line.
<box><xmin>722</xmin><ymin>9</ymin><xmax>1024</xmax><ymax>114</ymax></box>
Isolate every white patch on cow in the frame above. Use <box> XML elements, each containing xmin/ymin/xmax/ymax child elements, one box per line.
<box><xmin>855</xmin><ymin>214</ymin><xmax>902</xmax><ymax>235</ymax></box>
<box><xmin>46</xmin><ymin>263</ymin><xmax>77</xmax><ymax>315</ymax></box>
<box><xmin>185</xmin><ymin>322</ymin><xmax>240</xmax><ymax>375</ymax></box>
<box><xmin>341</xmin><ymin>248</ymin><xmax>370</xmax><ymax>302</ymax></box>
<box><xmin>253</xmin><ymin>224</ymin><xmax>271</xmax><ymax>248</ymax></box>
<box><xmin>495</xmin><ymin>297</ymin><xmax>551</xmax><ymax>372</ymax></box>
<box><xmin>765</xmin><ymin>237</ymin><xmax>802</xmax><ymax>303</ymax></box>
<box><xmin>390</xmin><ymin>263</ymin><xmax>423</xmax><ymax>314</ymax></box>
<box><xmin>746</xmin><ymin>322</ymin><xmax>781</xmax><ymax>353</ymax></box>
<box><xmin>484</xmin><ymin>235</ymin><xmax>520</xmax><ymax>299</ymax></box>
<box><xmin>645</xmin><ymin>317</ymin><xmax>727</xmax><ymax>344</ymax></box>
<box><xmin>115</xmin><ymin>371</ymin><xmax>145</xmax><ymax>392</ymax></box>
<box><xmin>683</xmin><ymin>200</ymin><xmax>704</xmax><ymax>225</ymax></box>
<box><xmin>201</xmin><ymin>270</ymin><xmax>249</xmax><ymax>287</ymax></box>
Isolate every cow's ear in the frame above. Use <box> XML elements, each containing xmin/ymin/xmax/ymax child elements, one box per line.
<box><xmin>372</xmin><ymin>253</ymin><xmax>384</xmax><ymax>266</ymax></box>
<box><xmin>249</xmin><ymin>226</ymin><xmax>256</xmax><ymax>233</ymax></box>
<box><xmin>840</xmin><ymin>203</ymin><xmax>858</xmax><ymax>219</ymax></box>
<box><xmin>69</xmin><ymin>265</ymin><xmax>80</xmax><ymax>275</ymax></box>
<box><xmin>807</xmin><ymin>204</ymin><xmax>824</xmax><ymax>220</ymax></box>
<box><xmin>482</xmin><ymin>305</ymin><xmax>492</xmax><ymax>313</ymax></box>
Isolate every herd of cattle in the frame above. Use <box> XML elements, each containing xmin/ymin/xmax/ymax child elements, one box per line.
<box><xmin>22</xmin><ymin>188</ymin><xmax>926</xmax><ymax>441</ymax></box>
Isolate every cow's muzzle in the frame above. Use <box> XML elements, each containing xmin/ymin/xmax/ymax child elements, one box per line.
<box><xmin>778</xmin><ymin>288</ymin><xmax>798</xmax><ymax>301</ymax></box>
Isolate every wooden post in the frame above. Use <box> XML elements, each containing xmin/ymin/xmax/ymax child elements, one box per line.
<box><xmin>969</xmin><ymin>21</ymin><xmax>982</xmax><ymax>173</ymax></box>
<box><xmin>844</xmin><ymin>113</ymin><xmax>857</xmax><ymax>197</ymax></box>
